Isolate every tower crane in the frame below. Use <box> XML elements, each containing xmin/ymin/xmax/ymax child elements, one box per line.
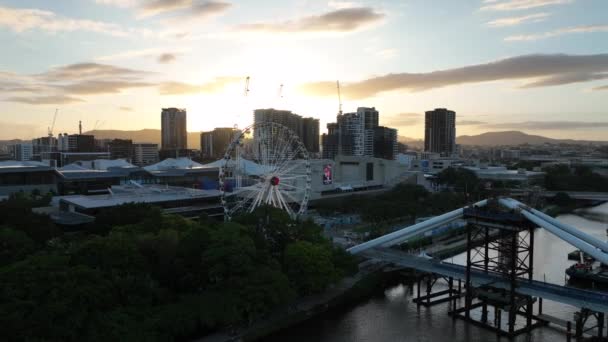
<box><xmin>336</xmin><ymin>81</ymin><xmax>343</xmax><ymax>115</ymax></box>
<box><xmin>48</xmin><ymin>108</ymin><xmax>58</xmax><ymax>138</ymax></box>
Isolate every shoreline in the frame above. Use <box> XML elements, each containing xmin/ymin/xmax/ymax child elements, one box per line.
<box><xmin>196</xmin><ymin>265</ymin><xmax>416</xmax><ymax>342</ymax></box>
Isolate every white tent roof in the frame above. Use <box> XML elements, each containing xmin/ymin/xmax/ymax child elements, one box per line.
<box><xmin>144</xmin><ymin>158</ymin><xmax>204</xmax><ymax>171</ymax></box>
<box><xmin>0</xmin><ymin>160</ymin><xmax>47</xmax><ymax>168</ymax></box>
<box><xmin>62</xmin><ymin>159</ymin><xmax>137</xmax><ymax>171</ymax></box>
<box><xmin>200</xmin><ymin>158</ymin><xmax>272</xmax><ymax>176</ymax></box>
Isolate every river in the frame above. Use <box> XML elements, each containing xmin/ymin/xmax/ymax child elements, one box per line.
<box><xmin>265</xmin><ymin>203</ymin><xmax>608</xmax><ymax>342</ymax></box>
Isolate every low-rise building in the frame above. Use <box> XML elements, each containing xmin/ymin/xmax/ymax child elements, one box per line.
<box><xmin>55</xmin><ymin>184</ymin><xmax>222</xmax><ymax>218</ymax></box>
<box><xmin>0</xmin><ymin>161</ymin><xmax>57</xmax><ymax>196</ymax></box>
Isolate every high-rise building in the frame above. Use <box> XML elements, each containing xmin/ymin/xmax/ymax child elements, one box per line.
<box><xmin>10</xmin><ymin>143</ymin><xmax>34</xmax><ymax>161</ymax></box>
<box><xmin>200</xmin><ymin>127</ymin><xmax>236</xmax><ymax>159</ymax></box>
<box><xmin>161</xmin><ymin>108</ymin><xmax>187</xmax><ymax>150</ymax></box>
<box><xmin>108</xmin><ymin>139</ymin><xmax>133</xmax><ymax>160</ymax></box>
<box><xmin>373</xmin><ymin>126</ymin><xmax>398</xmax><ymax>160</ymax></box>
<box><xmin>322</xmin><ymin>107</ymin><xmax>388</xmax><ymax>159</ymax></box>
<box><xmin>132</xmin><ymin>143</ymin><xmax>159</xmax><ymax>166</ymax></box>
<box><xmin>57</xmin><ymin>133</ymin><xmax>95</xmax><ymax>152</ymax></box>
<box><xmin>337</xmin><ymin>112</ymin><xmax>364</xmax><ymax>156</ymax></box>
<box><xmin>301</xmin><ymin>117</ymin><xmax>320</xmax><ymax>153</ymax></box>
<box><xmin>253</xmin><ymin>108</ymin><xmax>320</xmax><ymax>153</ymax></box>
<box><xmin>424</xmin><ymin>108</ymin><xmax>456</xmax><ymax>157</ymax></box>
<box><xmin>360</xmin><ymin>107</ymin><xmax>379</xmax><ymax>156</ymax></box>
<box><xmin>32</xmin><ymin>136</ymin><xmax>57</xmax><ymax>159</ymax></box>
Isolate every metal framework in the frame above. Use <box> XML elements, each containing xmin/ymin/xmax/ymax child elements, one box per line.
<box><xmin>219</xmin><ymin>122</ymin><xmax>311</xmax><ymax>221</ymax></box>
<box><xmin>450</xmin><ymin>203</ymin><xmax>544</xmax><ymax>337</ymax></box>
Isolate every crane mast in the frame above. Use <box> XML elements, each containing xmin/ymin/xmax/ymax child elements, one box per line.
<box><xmin>48</xmin><ymin>108</ymin><xmax>58</xmax><ymax>138</ymax></box>
<box><xmin>337</xmin><ymin>80</ymin><xmax>343</xmax><ymax>116</ymax></box>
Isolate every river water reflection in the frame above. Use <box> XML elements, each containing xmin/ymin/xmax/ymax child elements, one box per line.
<box><xmin>265</xmin><ymin>203</ymin><xmax>608</xmax><ymax>342</ymax></box>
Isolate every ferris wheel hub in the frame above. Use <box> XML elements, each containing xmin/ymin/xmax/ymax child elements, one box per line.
<box><xmin>270</xmin><ymin>176</ymin><xmax>280</xmax><ymax>186</ymax></box>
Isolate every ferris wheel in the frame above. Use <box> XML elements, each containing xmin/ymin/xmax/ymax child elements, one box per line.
<box><xmin>219</xmin><ymin>122</ymin><xmax>311</xmax><ymax>221</ymax></box>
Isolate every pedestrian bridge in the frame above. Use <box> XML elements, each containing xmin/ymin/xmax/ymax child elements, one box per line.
<box><xmin>363</xmin><ymin>248</ymin><xmax>608</xmax><ymax>313</ymax></box>
<box><xmin>347</xmin><ymin>197</ymin><xmax>608</xmax><ymax>337</ymax></box>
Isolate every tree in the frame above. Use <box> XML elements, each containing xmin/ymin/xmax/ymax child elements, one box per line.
<box><xmin>284</xmin><ymin>241</ymin><xmax>337</xmax><ymax>295</ymax></box>
<box><xmin>0</xmin><ymin>227</ymin><xmax>36</xmax><ymax>267</ymax></box>
<box><xmin>0</xmin><ymin>254</ymin><xmax>114</xmax><ymax>341</ymax></box>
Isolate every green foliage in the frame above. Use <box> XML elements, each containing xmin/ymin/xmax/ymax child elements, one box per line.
<box><xmin>437</xmin><ymin>167</ymin><xmax>482</xmax><ymax>195</ymax></box>
<box><xmin>0</xmin><ymin>195</ymin><xmax>60</xmax><ymax>244</ymax></box>
<box><xmin>552</xmin><ymin>192</ymin><xmax>574</xmax><ymax>207</ymax></box>
<box><xmin>0</xmin><ymin>204</ymin><xmax>355</xmax><ymax>341</ymax></box>
<box><xmin>284</xmin><ymin>241</ymin><xmax>337</xmax><ymax>295</ymax></box>
<box><xmin>341</xmin><ymin>183</ymin><xmax>470</xmax><ymax>224</ymax></box>
<box><xmin>0</xmin><ymin>227</ymin><xmax>37</xmax><ymax>267</ymax></box>
<box><xmin>544</xmin><ymin>165</ymin><xmax>608</xmax><ymax>191</ymax></box>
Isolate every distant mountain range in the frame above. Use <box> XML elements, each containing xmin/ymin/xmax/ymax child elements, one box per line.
<box><xmin>81</xmin><ymin>129</ymin><xmax>606</xmax><ymax>150</ymax></box>
<box><xmin>455</xmin><ymin>131</ymin><xmax>607</xmax><ymax>146</ymax></box>
<box><xmin>398</xmin><ymin>131</ymin><xmax>607</xmax><ymax>147</ymax></box>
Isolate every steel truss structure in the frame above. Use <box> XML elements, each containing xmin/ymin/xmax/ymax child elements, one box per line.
<box><xmin>449</xmin><ymin>204</ymin><xmax>545</xmax><ymax>337</ymax></box>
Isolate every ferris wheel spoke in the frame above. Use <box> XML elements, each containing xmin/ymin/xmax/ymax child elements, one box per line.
<box><xmin>227</xmin><ymin>188</ymin><xmax>260</xmax><ymax>214</ymax></box>
<box><xmin>221</xmin><ymin>122</ymin><xmax>310</xmax><ymax>221</ymax></box>
<box><xmin>274</xmin><ymin>134</ymin><xmax>296</xmax><ymax>169</ymax></box>
<box><xmin>275</xmin><ymin>162</ymin><xmax>306</xmax><ymax>178</ymax></box>
<box><xmin>274</xmin><ymin>146</ymin><xmax>304</xmax><ymax>174</ymax></box>
<box><xmin>280</xmin><ymin>189</ymin><xmax>302</xmax><ymax>204</ymax></box>
<box><xmin>279</xmin><ymin>183</ymin><xmax>307</xmax><ymax>192</ymax></box>
<box><xmin>276</xmin><ymin>189</ymin><xmax>295</xmax><ymax>218</ymax></box>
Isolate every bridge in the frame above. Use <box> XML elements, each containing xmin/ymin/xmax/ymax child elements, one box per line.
<box><xmin>347</xmin><ymin>197</ymin><xmax>608</xmax><ymax>338</ymax></box>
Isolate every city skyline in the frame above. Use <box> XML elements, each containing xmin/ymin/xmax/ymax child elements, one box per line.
<box><xmin>1</xmin><ymin>0</ymin><xmax>608</xmax><ymax>141</ymax></box>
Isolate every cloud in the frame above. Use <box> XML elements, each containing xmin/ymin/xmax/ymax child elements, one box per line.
<box><xmin>159</xmin><ymin>77</ymin><xmax>241</xmax><ymax>95</ymax></box>
<box><xmin>134</xmin><ymin>0</ymin><xmax>231</xmax><ymax>21</ymax></box>
<box><xmin>0</xmin><ymin>62</ymin><xmax>155</xmax><ymax>105</ymax></box>
<box><xmin>458</xmin><ymin>120</ymin><xmax>488</xmax><ymax>125</ymax></box>
<box><xmin>505</xmin><ymin>24</ymin><xmax>608</xmax><ymax>41</ymax></box>
<box><xmin>39</xmin><ymin>63</ymin><xmax>149</xmax><ymax>81</ymax></box>
<box><xmin>60</xmin><ymin>80</ymin><xmax>154</xmax><ymax>95</ymax></box>
<box><xmin>519</xmin><ymin>72</ymin><xmax>608</xmax><ymax>87</ymax></box>
<box><xmin>481</xmin><ymin>0</ymin><xmax>574</xmax><ymax>11</ymax></box>
<box><xmin>299</xmin><ymin>53</ymin><xmax>608</xmax><ymax>99</ymax></box>
<box><xmin>0</xmin><ymin>5</ymin><xmax>139</xmax><ymax>37</ymax></box>
<box><xmin>186</xmin><ymin>1</ymin><xmax>231</xmax><ymax>19</ymax></box>
<box><xmin>483</xmin><ymin>121</ymin><xmax>608</xmax><ymax>130</ymax></box>
<box><xmin>6</xmin><ymin>95</ymin><xmax>84</xmax><ymax>105</ymax></box>
<box><xmin>382</xmin><ymin>113</ymin><xmax>422</xmax><ymax>127</ymax></box>
<box><xmin>486</xmin><ymin>12</ymin><xmax>550</xmax><ymax>27</ymax></box>
<box><xmin>140</xmin><ymin>0</ymin><xmax>190</xmax><ymax>16</ymax></box>
<box><xmin>236</xmin><ymin>7</ymin><xmax>384</xmax><ymax>33</ymax></box>
<box><xmin>95</xmin><ymin>0</ymin><xmax>138</xmax><ymax>7</ymax></box>
<box><xmin>158</xmin><ymin>53</ymin><xmax>177</xmax><ymax>63</ymax></box>
<box><xmin>593</xmin><ymin>85</ymin><xmax>608</xmax><ymax>91</ymax></box>
<box><xmin>377</xmin><ymin>48</ymin><xmax>398</xmax><ymax>59</ymax></box>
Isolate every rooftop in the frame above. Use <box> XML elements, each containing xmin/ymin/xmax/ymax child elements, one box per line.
<box><xmin>58</xmin><ymin>184</ymin><xmax>221</xmax><ymax>209</ymax></box>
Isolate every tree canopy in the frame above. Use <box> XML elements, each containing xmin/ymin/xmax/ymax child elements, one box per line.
<box><xmin>0</xmin><ymin>200</ymin><xmax>356</xmax><ymax>341</ymax></box>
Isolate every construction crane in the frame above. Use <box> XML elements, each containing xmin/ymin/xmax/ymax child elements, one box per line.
<box><xmin>48</xmin><ymin>108</ymin><xmax>58</xmax><ymax>138</ymax></box>
<box><xmin>244</xmin><ymin>76</ymin><xmax>250</xmax><ymax>96</ymax></box>
<box><xmin>336</xmin><ymin>80</ymin><xmax>343</xmax><ymax>115</ymax></box>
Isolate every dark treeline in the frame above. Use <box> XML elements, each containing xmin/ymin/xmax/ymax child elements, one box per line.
<box><xmin>0</xmin><ymin>195</ymin><xmax>357</xmax><ymax>342</ymax></box>
<box><xmin>544</xmin><ymin>165</ymin><xmax>608</xmax><ymax>192</ymax></box>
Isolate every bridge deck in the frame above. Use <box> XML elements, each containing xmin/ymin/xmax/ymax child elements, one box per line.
<box><xmin>363</xmin><ymin>248</ymin><xmax>608</xmax><ymax>313</ymax></box>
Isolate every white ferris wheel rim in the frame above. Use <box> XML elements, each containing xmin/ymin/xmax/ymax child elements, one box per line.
<box><xmin>218</xmin><ymin>122</ymin><xmax>312</xmax><ymax>221</ymax></box>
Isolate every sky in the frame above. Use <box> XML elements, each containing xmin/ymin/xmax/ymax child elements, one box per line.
<box><xmin>1</xmin><ymin>0</ymin><xmax>607</xmax><ymax>141</ymax></box>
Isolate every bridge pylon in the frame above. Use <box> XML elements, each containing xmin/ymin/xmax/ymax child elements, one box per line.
<box><xmin>449</xmin><ymin>199</ymin><xmax>545</xmax><ymax>338</ymax></box>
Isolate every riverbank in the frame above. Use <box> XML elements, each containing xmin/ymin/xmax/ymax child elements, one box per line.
<box><xmin>197</xmin><ymin>264</ymin><xmax>415</xmax><ymax>342</ymax></box>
